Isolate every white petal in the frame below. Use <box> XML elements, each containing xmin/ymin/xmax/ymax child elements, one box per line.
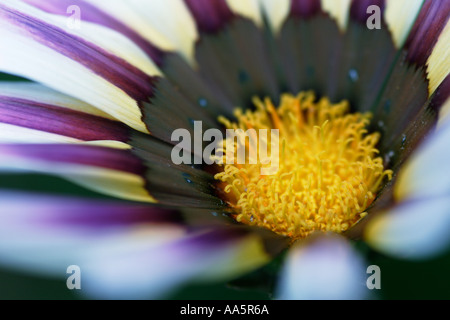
<box><xmin>276</xmin><ymin>235</ymin><xmax>368</xmax><ymax>300</ymax></box>
<box><xmin>365</xmin><ymin>197</ymin><xmax>450</xmax><ymax>259</ymax></box>
<box><xmin>395</xmin><ymin>120</ymin><xmax>450</xmax><ymax>200</ymax></box>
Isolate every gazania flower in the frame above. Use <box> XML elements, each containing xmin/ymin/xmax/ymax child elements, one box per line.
<box><xmin>0</xmin><ymin>0</ymin><xmax>449</xmax><ymax>299</ymax></box>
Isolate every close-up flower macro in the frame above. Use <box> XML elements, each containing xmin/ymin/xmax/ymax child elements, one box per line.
<box><xmin>0</xmin><ymin>0</ymin><xmax>449</xmax><ymax>301</ymax></box>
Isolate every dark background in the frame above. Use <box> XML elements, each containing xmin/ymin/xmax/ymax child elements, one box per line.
<box><xmin>0</xmin><ymin>73</ymin><xmax>449</xmax><ymax>300</ymax></box>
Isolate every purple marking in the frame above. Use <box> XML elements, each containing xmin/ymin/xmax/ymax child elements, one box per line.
<box><xmin>184</xmin><ymin>0</ymin><xmax>234</xmax><ymax>33</ymax></box>
<box><xmin>430</xmin><ymin>75</ymin><xmax>450</xmax><ymax>112</ymax></box>
<box><xmin>0</xmin><ymin>97</ymin><xmax>130</xmax><ymax>142</ymax></box>
<box><xmin>1</xmin><ymin>193</ymin><xmax>181</xmax><ymax>228</ymax></box>
<box><xmin>290</xmin><ymin>0</ymin><xmax>322</xmax><ymax>18</ymax></box>
<box><xmin>0</xmin><ymin>144</ymin><xmax>147</xmax><ymax>176</ymax></box>
<box><xmin>181</xmin><ymin>226</ymin><xmax>248</xmax><ymax>249</ymax></box>
<box><xmin>405</xmin><ymin>0</ymin><xmax>450</xmax><ymax>67</ymax></box>
<box><xmin>350</xmin><ymin>0</ymin><xmax>385</xmax><ymax>24</ymax></box>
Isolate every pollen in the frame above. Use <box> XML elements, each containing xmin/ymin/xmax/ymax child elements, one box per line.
<box><xmin>214</xmin><ymin>92</ymin><xmax>393</xmax><ymax>240</ymax></box>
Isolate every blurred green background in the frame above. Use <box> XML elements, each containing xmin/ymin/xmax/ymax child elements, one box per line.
<box><xmin>0</xmin><ymin>73</ymin><xmax>449</xmax><ymax>300</ymax></box>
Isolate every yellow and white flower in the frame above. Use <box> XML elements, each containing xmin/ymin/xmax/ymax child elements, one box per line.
<box><xmin>0</xmin><ymin>0</ymin><xmax>448</xmax><ymax>299</ymax></box>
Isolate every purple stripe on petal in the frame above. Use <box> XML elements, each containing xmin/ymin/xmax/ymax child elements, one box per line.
<box><xmin>178</xmin><ymin>227</ymin><xmax>248</xmax><ymax>250</ymax></box>
<box><xmin>290</xmin><ymin>0</ymin><xmax>322</xmax><ymax>18</ymax></box>
<box><xmin>184</xmin><ymin>0</ymin><xmax>234</xmax><ymax>33</ymax></box>
<box><xmin>350</xmin><ymin>0</ymin><xmax>385</xmax><ymax>24</ymax></box>
<box><xmin>405</xmin><ymin>0</ymin><xmax>450</xmax><ymax>67</ymax></box>
<box><xmin>0</xmin><ymin>4</ymin><xmax>156</xmax><ymax>103</ymax></box>
<box><xmin>430</xmin><ymin>75</ymin><xmax>450</xmax><ymax>113</ymax></box>
<box><xmin>0</xmin><ymin>97</ymin><xmax>130</xmax><ymax>142</ymax></box>
<box><xmin>0</xmin><ymin>144</ymin><xmax>146</xmax><ymax>175</ymax></box>
<box><xmin>44</xmin><ymin>205</ymin><xmax>179</xmax><ymax>228</ymax></box>
<box><xmin>22</xmin><ymin>0</ymin><xmax>165</xmax><ymax>64</ymax></box>
<box><xmin>1</xmin><ymin>193</ymin><xmax>181</xmax><ymax>228</ymax></box>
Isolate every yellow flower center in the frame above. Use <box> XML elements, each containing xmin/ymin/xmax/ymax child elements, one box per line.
<box><xmin>214</xmin><ymin>92</ymin><xmax>393</xmax><ymax>240</ymax></box>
